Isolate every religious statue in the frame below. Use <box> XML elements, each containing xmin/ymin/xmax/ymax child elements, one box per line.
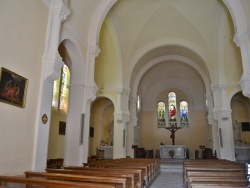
<box><xmin>233</xmin><ymin>120</ymin><xmax>240</xmax><ymax>141</ymax></box>
<box><xmin>166</xmin><ymin>127</ymin><xmax>180</xmax><ymax>145</ymax></box>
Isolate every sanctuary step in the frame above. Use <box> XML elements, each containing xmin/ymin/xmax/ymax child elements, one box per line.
<box><xmin>160</xmin><ymin>158</ymin><xmax>184</xmax><ymax>173</ymax></box>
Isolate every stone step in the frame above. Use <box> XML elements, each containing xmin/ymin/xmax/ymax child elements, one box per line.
<box><xmin>160</xmin><ymin>158</ymin><xmax>183</xmax><ymax>173</ymax></box>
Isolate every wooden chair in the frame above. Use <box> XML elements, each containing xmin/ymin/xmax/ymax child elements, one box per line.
<box><xmin>97</xmin><ymin>150</ymin><xmax>104</xmax><ymax>160</ymax></box>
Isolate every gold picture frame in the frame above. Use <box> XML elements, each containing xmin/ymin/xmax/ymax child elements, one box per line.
<box><xmin>0</xmin><ymin>67</ymin><xmax>28</xmax><ymax>108</ymax></box>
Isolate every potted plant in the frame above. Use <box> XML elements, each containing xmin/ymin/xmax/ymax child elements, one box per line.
<box><xmin>168</xmin><ymin>149</ymin><xmax>175</xmax><ymax>158</ymax></box>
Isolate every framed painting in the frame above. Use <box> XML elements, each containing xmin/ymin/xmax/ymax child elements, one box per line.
<box><xmin>0</xmin><ymin>67</ymin><xmax>28</xmax><ymax>108</ymax></box>
<box><xmin>59</xmin><ymin>121</ymin><xmax>66</xmax><ymax>135</ymax></box>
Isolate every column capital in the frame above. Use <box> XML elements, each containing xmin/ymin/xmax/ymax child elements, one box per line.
<box><xmin>88</xmin><ymin>45</ymin><xmax>101</xmax><ymax>57</ymax></box>
<box><xmin>211</xmin><ymin>83</ymin><xmax>227</xmax><ymax>91</ymax></box>
<box><xmin>240</xmin><ymin>71</ymin><xmax>250</xmax><ymax>98</ymax></box>
<box><xmin>51</xmin><ymin>0</ymin><xmax>70</xmax><ymax>22</ymax></box>
<box><xmin>233</xmin><ymin>32</ymin><xmax>248</xmax><ymax>47</ymax></box>
<box><xmin>84</xmin><ymin>82</ymin><xmax>98</xmax><ymax>103</ymax></box>
<box><xmin>213</xmin><ymin>109</ymin><xmax>232</xmax><ymax>121</ymax></box>
<box><xmin>43</xmin><ymin>51</ymin><xmax>63</xmax><ymax>82</ymax></box>
<box><xmin>117</xmin><ymin>88</ymin><xmax>130</xmax><ymax>95</ymax></box>
<box><xmin>114</xmin><ymin>112</ymin><xmax>130</xmax><ymax>123</ymax></box>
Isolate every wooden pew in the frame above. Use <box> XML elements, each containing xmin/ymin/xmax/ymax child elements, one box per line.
<box><xmin>183</xmin><ymin>159</ymin><xmax>248</xmax><ymax>187</ymax></box>
<box><xmin>188</xmin><ymin>176</ymin><xmax>248</xmax><ymax>188</ymax></box>
<box><xmin>46</xmin><ymin>168</ymin><xmax>136</xmax><ymax>188</ymax></box>
<box><xmin>86</xmin><ymin>158</ymin><xmax>160</xmax><ymax>186</ymax></box>
<box><xmin>63</xmin><ymin>166</ymin><xmax>140</xmax><ymax>188</ymax></box>
<box><xmin>25</xmin><ymin>171</ymin><xmax>126</xmax><ymax>188</ymax></box>
<box><xmin>0</xmin><ymin>175</ymin><xmax>115</xmax><ymax>188</ymax></box>
<box><xmin>85</xmin><ymin>163</ymin><xmax>147</xmax><ymax>186</ymax></box>
<box><xmin>189</xmin><ymin>181</ymin><xmax>249</xmax><ymax>188</ymax></box>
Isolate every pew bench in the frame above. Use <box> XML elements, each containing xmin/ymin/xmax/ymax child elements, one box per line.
<box><xmin>85</xmin><ymin>162</ymin><xmax>148</xmax><ymax>186</ymax></box>
<box><xmin>0</xmin><ymin>175</ymin><xmax>115</xmax><ymax>188</ymax></box>
<box><xmin>25</xmin><ymin>171</ymin><xmax>126</xmax><ymax>188</ymax></box>
<box><xmin>46</xmin><ymin>168</ymin><xmax>136</xmax><ymax>188</ymax></box>
<box><xmin>188</xmin><ymin>176</ymin><xmax>248</xmax><ymax>188</ymax></box>
<box><xmin>64</xmin><ymin>166</ymin><xmax>140</xmax><ymax>188</ymax></box>
<box><xmin>189</xmin><ymin>181</ymin><xmax>249</xmax><ymax>188</ymax></box>
<box><xmin>183</xmin><ymin>163</ymin><xmax>247</xmax><ymax>185</ymax></box>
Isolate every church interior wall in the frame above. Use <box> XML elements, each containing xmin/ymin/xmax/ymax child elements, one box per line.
<box><xmin>231</xmin><ymin>94</ymin><xmax>250</xmax><ymax>144</ymax></box>
<box><xmin>89</xmin><ymin>98</ymin><xmax>114</xmax><ymax>157</ymax></box>
<box><xmin>95</xmin><ymin>20</ymin><xmax>119</xmax><ymax>91</ymax></box>
<box><xmin>0</xmin><ymin>1</ymin><xmax>48</xmax><ymax>175</ymax></box>
<box><xmin>47</xmin><ymin>110</ymin><xmax>66</xmax><ymax>159</ymax></box>
<box><xmin>65</xmin><ymin>0</ymin><xmax>102</xmax><ymax>46</ymax></box>
<box><xmin>223</xmin><ymin>12</ymin><xmax>243</xmax><ymax>83</ymax></box>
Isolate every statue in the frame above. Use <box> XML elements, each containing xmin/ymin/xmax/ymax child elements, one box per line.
<box><xmin>233</xmin><ymin>120</ymin><xmax>240</xmax><ymax>141</ymax></box>
<box><xmin>166</xmin><ymin>127</ymin><xmax>180</xmax><ymax>145</ymax></box>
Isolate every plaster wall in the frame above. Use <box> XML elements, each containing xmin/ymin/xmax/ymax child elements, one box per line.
<box><xmin>0</xmin><ymin>1</ymin><xmax>48</xmax><ymax>175</ymax></box>
<box><xmin>47</xmin><ymin>111</ymin><xmax>66</xmax><ymax>159</ymax></box>
<box><xmin>231</xmin><ymin>98</ymin><xmax>250</xmax><ymax>144</ymax></box>
<box><xmin>95</xmin><ymin>20</ymin><xmax>118</xmax><ymax>91</ymax></box>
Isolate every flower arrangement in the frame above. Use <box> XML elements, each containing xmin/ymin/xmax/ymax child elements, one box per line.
<box><xmin>168</xmin><ymin>149</ymin><xmax>175</xmax><ymax>158</ymax></box>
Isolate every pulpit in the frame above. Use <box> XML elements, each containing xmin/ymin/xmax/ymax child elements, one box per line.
<box><xmin>160</xmin><ymin>145</ymin><xmax>186</xmax><ymax>159</ymax></box>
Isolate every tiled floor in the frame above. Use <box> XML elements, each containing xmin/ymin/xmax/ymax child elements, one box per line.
<box><xmin>150</xmin><ymin>172</ymin><xmax>184</xmax><ymax>188</ymax></box>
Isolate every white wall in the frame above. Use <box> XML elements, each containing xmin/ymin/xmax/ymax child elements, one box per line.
<box><xmin>0</xmin><ymin>1</ymin><xmax>48</xmax><ymax>175</ymax></box>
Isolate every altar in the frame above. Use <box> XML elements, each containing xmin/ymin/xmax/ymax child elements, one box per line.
<box><xmin>234</xmin><ymin>141</ymin><xmax>250</xmax><ymax>163</ymax></box>
<box><xmin>160</xmin><ymin>145</ymin><xmax>186</xmax><ymax>159</ymax></box>
<box><xmin>98</xmin><ymin>145</ymin><xmax>113</xmax><ymax>159</ymax></box>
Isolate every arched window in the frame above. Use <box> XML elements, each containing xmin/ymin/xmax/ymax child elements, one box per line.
<box><xmin>52</xmin><ymin>64</ymin><xmax>70</xmax><ymax>113</ymax></box>
<box><xmin>137</xmin><ymin>94</ymin><xmax>140</xmax><ymax>111</ymax></box>
<box><xmin>157</xmin><ymin>101</ymin><xmax>166</xmax><ymax>128</ymax></box>
<box><xmin>180</xmin><ymin>101</ymin><xmax>188</xmax><ymax>127</ymax></box>
<box><xmin>168</xmin><ymin>92</ymin><xmax>177</xmax><ymax>127</ymax></box>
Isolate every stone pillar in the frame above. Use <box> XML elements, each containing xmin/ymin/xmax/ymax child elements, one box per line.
<box><xmin>33</xmin><ymin>0</ymin><xmax>70</xmax><ymax>171</ymax></box>
<box><xmin>113</xmin><ymin>88</ymin><xmax>130</xmax><ymax>158</ymax></box>
<box><xmin>212</xmin><ymin>84</ymin><xmax>235</xmax><ymax>160</ymax></box>
<box><xmin>234</xmin><ymin>32</ymin><xmax>250</xmax><ymax>98</ymax></box>
<box><xmin>206</xmin><ymin>90</ymin><xmax>220</xmax><ymax>155</ymax></box>
<box><xmin>127</xmin><ymin>96</ymin><xmax>138</xmax><ymax>158</ymax></box>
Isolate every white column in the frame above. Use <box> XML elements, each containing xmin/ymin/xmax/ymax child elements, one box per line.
<box><xmin>64</xmin><ymin>84</ymin><xmax>84</xmax><ymax>166</ymax></box>
<box><xmin>206</xmin><ymin>90</ymin><xmax>220</xmax><ymax>156</ymax></box>
<box><xmin>33</xmin><ymin>0</ymin><xmax>70</xmax><ymax>171</ymax></box>
<box><xmin>127</xmin><ymin>96</ymin><xmax>138</xmax><ymax>158</ymax></box>
<box><xmin>234</xmin><ymin>32</ymin><xmax>250</xmax><ymax>98</ymax></box>
<box><xmin>212</xmin><ymin>84</ymin><xmax>234</xmax><ymax>161</ymax></box>
<box><xmin>113</xmin><ymin>88</ymin><xmax>130</xmax><ymax>158</ymax></box>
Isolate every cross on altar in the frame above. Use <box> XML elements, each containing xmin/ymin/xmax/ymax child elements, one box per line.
<box><xmin>166</xmin><ymin>127</ymin><xmax>180</xmax><ymax>145</ymax></box>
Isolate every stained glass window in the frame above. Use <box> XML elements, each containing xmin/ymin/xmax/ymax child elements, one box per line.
<box><xmin>180</xmin><ymin>101</ymin><xmax>188</xmax><ymax>127</ymax></box>
<box><xmin>137</xmin><ymin>95</ymin><xmax>140</xmax><ymax>111</ymax></box>
<box><xmin>51</xmin><ymin>64</ymin><xmax>70</xmax><ymax>112</ymax></box>
<box><xmin>157</xmin><ymin>102</ymin><xmax>166</xmax><ymax>128</ymax></box>
<box><xmin>59</xmin><ymin>65</ymin><xmax>69</xmax><ymax>110</ymax></box>
<box><xmin>168</xmin><ymin>92</ymin><xmax>177</xmax><ymax>127</ymax></box>
<box><xmin>52</xmin><ymin>79</ymin><xmax>59</xmax><ymax>109</ymax></box>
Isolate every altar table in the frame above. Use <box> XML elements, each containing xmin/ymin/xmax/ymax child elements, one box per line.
<box><xmin>160</xmin><ymin>145</ymin><xmax>186</xmax><ymax>159</ymax></box>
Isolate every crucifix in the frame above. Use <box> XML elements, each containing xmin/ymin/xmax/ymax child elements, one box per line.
<box><xmin>166</xmin><ymin>127</ymin><xmax>180</xmax><ymax>145</ymax></box>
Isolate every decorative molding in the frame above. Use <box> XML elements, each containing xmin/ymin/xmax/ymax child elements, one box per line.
<box><xmin>213</xmin><ymin>109</ymin><xmax>232</xmax><ymax>121</ymax></box>
<box><xmin>84</xmin><ymin>82</ymin><xmax>98</xmax><ymax>103</ymax></box>
<box><xmin>88</xmin><ymin>0</ymin><xmax>117</xmax><ymax>48</ymax></box>
<box><xmin>117</xmin><ymin>88</ymin><xmax>131</xmax><ymax>96</ymax></box>
<box><xmin>240</xmin><ymin>71</ymin><xmax>250</xmax><ymax>98</ymax></box>
<box><xmin>88</xmin><ymin>45</ymin><xmax>101</xmax><ymax>58</ymax></box>
<box><xmin>234</xmin><ymin>32</ymin><xmax>248</xmax><ymax>47</ymax></box>
<box><xmin>43</xmin><ymin>51</ymin><xmax>64</xmax><ymax>82</ymax></box>
<box><xmin>114</xmin><ymin>112</ymin><xmax>130</xmax><ymax>123</ymax></box>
